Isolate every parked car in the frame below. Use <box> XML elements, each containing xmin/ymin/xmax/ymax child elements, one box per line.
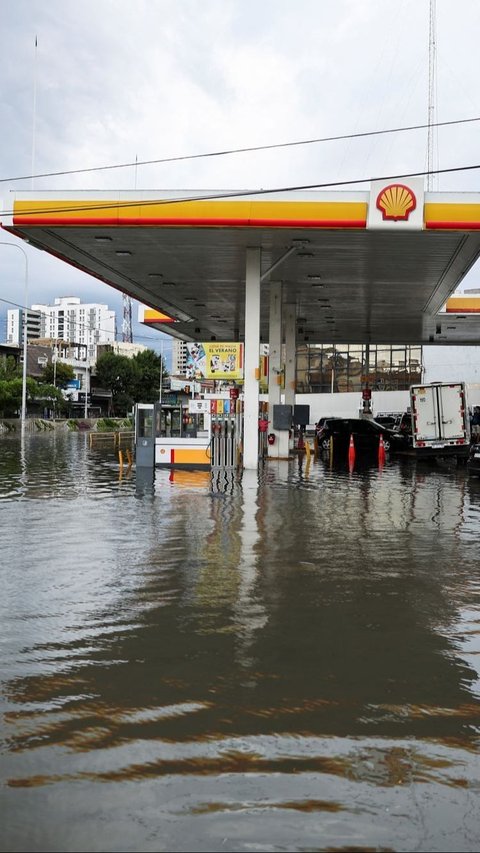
<box><xmin>374</xmin><ymin>412</ymin><xmax>402</xmax><ymax>430</ymax></box>
<box><xmin>467</xmin><ymin>440</ymin><xmax>480</xmax><ymax>476</ymax></box>
<box><xmin>316</xmin><ymin>417</ymin><xmax>405</xmax><ymax>454</ymax></box>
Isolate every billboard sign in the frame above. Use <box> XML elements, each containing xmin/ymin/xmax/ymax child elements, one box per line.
<box><xmin>185</xmin><ymin>343</ymin><xmax>244</xmax><ymax>380</ymax></box>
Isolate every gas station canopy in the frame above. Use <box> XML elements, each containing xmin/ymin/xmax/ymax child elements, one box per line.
<box><xmin>3</xmin><ymin>179</ymin><xmax>480</xmax><ymax>345</ymax></box>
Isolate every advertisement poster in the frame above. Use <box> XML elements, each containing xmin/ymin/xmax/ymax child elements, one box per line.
<box><xmin>185</xmin><ymin>343</ymin><xmax>244</xmax><ymax>380</ymax></box>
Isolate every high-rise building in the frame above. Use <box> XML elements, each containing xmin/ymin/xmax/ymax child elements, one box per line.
<box><xmin>171</xmin><ymin>339</ymin><xmax>188</xmax><ymax>375</ymax></box>
<box><xmin>25</xmin><ymin>296</ymin><xmax>116</xmax><ymax>360</ymax></box>
<box><xmin>7</xmin><ymin>308</ymin><xmax>41</xmax><ymax>345</ymax></box>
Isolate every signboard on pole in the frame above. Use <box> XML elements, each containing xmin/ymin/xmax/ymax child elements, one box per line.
<box><xmin>188</xmin><ymin>399</ymin><xmax>210</xmax><ymax>414</ymax></box>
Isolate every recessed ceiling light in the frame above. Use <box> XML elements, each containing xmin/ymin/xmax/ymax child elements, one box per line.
<box><xmin>297</xmin><ymin>251</ymin><xmax>314</xmax><ymax>257</ymax></box>
<box><xmin>115</xmin><ymin>250</ymin><xmax>132</xmax><ymax>256</ymax></box>
<box><xmin>195</xmin><ymin>303</ymin><xmax>206</xmax><ymax>307</ymax></box>
<box><xmin>307</xmin><ymin>274</ymin><xmax>322</xmax><ymax>280</ymax></box>
<box><xmin>95</xmin><ymin>235</ymin><xmax>112</xmax><ymax>242</ymax></box>
<box><xmin>311</xmin><ymin>283</ymin><xmax>324</xmax><ymax>288</ymax></box>
<box><xmin>184</xmin><ymin>297</ymin><xmax>196</xmax><ymax>302</ymax></box>
<box><xmin>292</xmin><ymin>238</ymin><xmax>310</xmax><ymax>245</ymax></box>
<box><xmin>148</xmin><ymin>273</ymin><xmax>163</xmax><ymax>277</ymax></box>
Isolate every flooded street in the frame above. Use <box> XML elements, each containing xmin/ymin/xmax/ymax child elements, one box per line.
<box><xmin>1</xmin><ymin>432</ymin><xmax>479</xmax><ymax>852</ymax></box>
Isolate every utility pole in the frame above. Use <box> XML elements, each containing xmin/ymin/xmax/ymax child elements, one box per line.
<box><xmin>159</xmin><ymin>341</ymin><xmax>164</xmax><ymax>405</ymax></box>
<box><xmin>426</xmin><ymin>0</ymin><xmax>437</xmax><ymax>191</ymax></box>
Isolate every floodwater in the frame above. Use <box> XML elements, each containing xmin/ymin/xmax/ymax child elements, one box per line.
<box><xmin>1</xmin><ymin>432</ymin><xmax>479</xmax><ymax>853</ymax></box>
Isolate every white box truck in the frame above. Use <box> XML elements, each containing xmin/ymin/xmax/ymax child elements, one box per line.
<box><xmin>409</xmin><ymin>382</ymin><xmax>470</xmax><ymax>456</ymax></box>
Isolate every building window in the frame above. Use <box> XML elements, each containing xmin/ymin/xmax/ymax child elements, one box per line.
<box><xmin>296</xmin><ymin>344</ymin><xmax>422</xmax><ymax>393</ymax></box>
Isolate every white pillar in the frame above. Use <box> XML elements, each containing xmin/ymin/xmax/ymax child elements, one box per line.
<box><xmin>243</xmin><ymin>248</ymin><xmax>261</xmax><ymax>470</ymax></box>
<box><xmin>267</xmin><ymin>282</ymin><xmax>283</xmax><ymax>458</ymax></box>
<box><xmin>283</xmin><ymin>303</ymin><xmax>296</xmax><ymax>454</ymax></box>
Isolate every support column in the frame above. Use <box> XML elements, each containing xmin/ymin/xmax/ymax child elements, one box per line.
<box><xmin>243</xmin><ymin>248</ymin><xmax>261</xmax><ymax>470</ymax></box>
<box><xmin>283</xmin><ymin>303</ymin><xmax>296</xmax><ymax>454</ymax></box>
<box><xmin>267</xmin><ymin>282</ymin><xmax>283</xmax><ymax>458</ymax></box>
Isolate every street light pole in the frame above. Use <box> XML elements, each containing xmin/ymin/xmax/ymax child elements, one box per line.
<box><xmin>159</xmin><ymin>342</ymin><xmax>163</xmax><ymax>405</ymax></box>
<box><xmin>0</xmin><ymin>242</ymin><xmax>29</xmax><ymax>430</ymax></box>
<box><xmin>84</xmin><ymin>359</ymin><xmax>89</xmax><ymax>419</ymax></box>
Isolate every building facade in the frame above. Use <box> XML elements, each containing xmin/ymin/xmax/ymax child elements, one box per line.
<box><xmin>29</xmin><ymin>297</ymin><xmax>115</xmax><ymax>360</ymax></box>
<box><xmin>96</xmin><ymin>341</ymin><xmax>147</xmax><ymax>360</ymax></box>
<box><xmin>7</xmin><ymin>308</ymin><xmax>42</xmax><ymax>345</ymax></box>
<box><xmin>171</xmin><ymin>339</ymin><xmax>188</xmax><ymax>376</ymax></box>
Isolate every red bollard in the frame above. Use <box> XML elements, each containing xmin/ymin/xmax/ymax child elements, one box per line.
<box><xmin>348</xmin><ymin>433</ymin><xmax>355</xmax><ymax>467</ymax></box>
<box><xmin>378</xmin><ymin>433</ymin><xmax>386</xmax><ymax>466</ymax></box>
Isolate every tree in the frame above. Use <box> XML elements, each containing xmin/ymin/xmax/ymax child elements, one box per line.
<box><xmin>0</xmin><ymin>377</ymin><xmax>26</xmax><ymax>417</ymax></box>
<box><xmin>0</xmin><ymin>377</ymin><xmax>65</xmax><ymax>418</ymax></box>
<box><xmin>131</xmin><ymin>349</ymin><xmax>167</xmax><ymax>403</ymax></box>
<box><xmin>41</xmin><ymin>361</ymin><xmax>75</xmax><ymax>388</ymax></box>
<box><xmin>94</xmin><ymin>352</ymin><xmax>135</xmax><ymax>415</ymax></box>
<box><xmin>32</xmin><ymin>382</ymin><xmax>66</xmax><ymax>414</ymax></box>
<box><xmin>94</xmin><ymin>349</ymin><xmax>168</xmax><ymax>414</ymax></box>
<box><xmin>0</xmin><ymin>355</ymin><xmax>21</xmax><ymax>380</ymax></box>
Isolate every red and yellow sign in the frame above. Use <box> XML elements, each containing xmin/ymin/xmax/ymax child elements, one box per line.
<box><xmin>446</xmin><ymin>295</ymin><xmax>480</xmax><ymax>313</ymax></box>
<box><xmin>142</xmin><ymin>308</ymin><xmax>176</xmax><ymax>324</ymax></box>
<box><xmin>376</xmin><ymin>184</ymin><xmax>417</xmax><ymax>221</ymax></box>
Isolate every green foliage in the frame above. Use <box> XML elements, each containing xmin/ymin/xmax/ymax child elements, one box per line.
<box><xmin>96</xmin><ymin>417</ymin><xmax>119</xmax><ymax>432</ymax></box>
<box><xmin>41</xmin><ymin>361</ymin><xmax>75</xmax><ymax>388</ymax></box>
<box><xmin>95</xmin><ymin>417</ymin><xmax>134</xmax><ymax>432</ymax></box>
<box><xmin>0</xmin><ymin>376</ymin><xmax>67</xmax><ymax>418</ymax></box>
<box><xmin>131</xmin><ymin>349</ymin><xmax>166</xmax><ymax>402</ymax></box>
<box><xmin>67</xmin><ymin>419</ymin><xmax>79</xmax><ymax>431</ymax></box>
<box><xmin>34</xmin><ymin>383</ymin><xmax>68</xmax><ymax>414</ymax></box>
<box><xmin>0</xmin><ymin>377</ymin><xmax>28</xmax><ymax>417</ymax></box>
<box><xmin>0</xmin><ymin>356</ymin><xmax>21</xmax><ymax>380</ymax></box>
<box><xmin>94</xmin><ymin>349</ymin><xmax>167</xmax><ymax>414</ymax></box>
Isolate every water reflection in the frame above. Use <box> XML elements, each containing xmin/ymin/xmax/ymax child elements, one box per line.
<box><xmin>0</xmin><ymin>433</ymin><xmax>479</xmax><ymax>852</ymax></box>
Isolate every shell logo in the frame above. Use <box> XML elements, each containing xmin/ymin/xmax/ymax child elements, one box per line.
<box><xmin>376</xmin><ymin>184</ymin><xmax>416</xmax><ymax>221</ymax></box>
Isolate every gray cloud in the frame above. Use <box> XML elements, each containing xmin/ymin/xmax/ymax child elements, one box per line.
<box><xmin>1</xmin><ymin>0</ymin><xmax>480</xmax><ymax>344</ymax></box>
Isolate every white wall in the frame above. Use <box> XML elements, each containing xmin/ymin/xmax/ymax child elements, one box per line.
<box><xmin>423</xmin><ymin>345</ymin><xmax>480</xmax><ymax>384</ymax></box>
<box><xmin>294</xmin><ymin>390</ymin><xmax>410</xmax><ymax>424</ymax></box>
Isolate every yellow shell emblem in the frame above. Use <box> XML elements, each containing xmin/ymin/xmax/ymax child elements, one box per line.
<box><xmin>376</xmin><ymin>184</ymin><xmax>416</xmax><ymax>221</ymax></box>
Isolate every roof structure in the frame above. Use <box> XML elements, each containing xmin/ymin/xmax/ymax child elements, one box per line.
<box><xmin>3</xmin><ymin>181</ymin><xmax>480</xmax><ymax>345</ymax></box>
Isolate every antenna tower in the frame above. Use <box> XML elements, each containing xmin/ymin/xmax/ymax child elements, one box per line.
<box><xmin>426</xmin><ymin>0</ymin><xmax>437</xmax><ymax>191</ymax></box>
<box><xmin>122</xmin><ymin>294</ymin><xmax>133</xmax><ymax>343</ymax></box>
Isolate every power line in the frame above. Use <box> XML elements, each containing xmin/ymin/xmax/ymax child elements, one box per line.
<box><xmin>1</xmin><ymin>115</ymin><xmax>480</xmax><ymax>185</ymax></box>
<box><xmin>3</xmin><ymin>161</ymin><xmax>480</xmax><ymax>221</ymax></box>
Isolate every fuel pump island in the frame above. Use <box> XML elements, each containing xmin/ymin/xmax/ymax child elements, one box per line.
<box><xmin>135</xmin><ymin>389</ymin><xmax>244</xmax><ymax>471</ymax></box>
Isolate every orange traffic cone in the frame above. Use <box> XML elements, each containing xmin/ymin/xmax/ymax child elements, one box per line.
<box><xmin>348</xmin><ymin>433</ymin><xmax>355</xmax><ymax>467</ymax></box>
<box><xmin>378</xmin><ymin>433</ymin><xmax>386</xmax><ymax>466</ymax></box>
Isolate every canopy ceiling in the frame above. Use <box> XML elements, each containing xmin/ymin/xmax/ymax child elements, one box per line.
<box><xmin>3</xmin><ymin>187</ymin><xmax>480</xmax><ymax>345</ymax></box>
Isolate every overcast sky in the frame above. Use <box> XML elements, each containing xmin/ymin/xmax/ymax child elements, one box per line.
<box><xmin>1</xmin><ymin>0</ymin><xmax>480</xmax><ymax>357</ymax></box>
